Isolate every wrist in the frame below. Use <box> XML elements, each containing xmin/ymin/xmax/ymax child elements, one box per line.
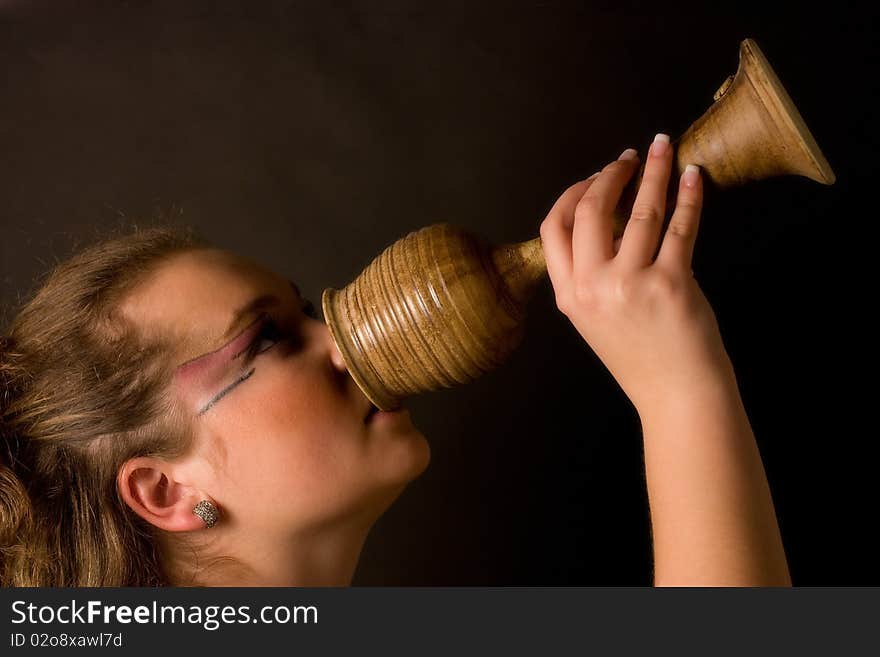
<box><xmin>634</xmin><ymin>358</ymin><xmax>742</xmax><ymax>426</ymax></box>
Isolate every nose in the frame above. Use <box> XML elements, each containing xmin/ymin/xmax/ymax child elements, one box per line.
<box><xmin>320</xmin><ymin>322</ymin><xmax>348</xmax><ymax>374</ymax></box>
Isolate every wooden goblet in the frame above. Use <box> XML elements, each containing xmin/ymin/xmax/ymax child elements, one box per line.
<box><xmin>322</xmin><ymin>38</ymin><xmax>835</xmax><ymax>411</ymax></box>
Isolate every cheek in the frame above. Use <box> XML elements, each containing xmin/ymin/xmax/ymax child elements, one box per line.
<box><xmin>211</xmin><ymin>366</ymin><xmax>366</xmax><ymax>512</ymax></box>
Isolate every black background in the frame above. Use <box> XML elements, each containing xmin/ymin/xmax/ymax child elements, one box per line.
<box><xmin>0</xmin><ymin>1</ymin><xmax>875</xmax><ymax>585</ymax></box>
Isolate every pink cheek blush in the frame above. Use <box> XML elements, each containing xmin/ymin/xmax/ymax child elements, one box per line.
<box><xmin>172</xmin><ymin>316</ymin><xmax>265</xmax><ymax>415</ymax></box>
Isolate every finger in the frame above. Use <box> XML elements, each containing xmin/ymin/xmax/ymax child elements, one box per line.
<box><xmin>539</xmin><ymin>176</ymin><xmax>598</xmax><ymax>286</ymax></box>
<box><xmin>617</xmin><ymin>133</ymin><xmax>673</xmax><ymax>269</ymax></box>
<box><xmin>656</xmin><ymin>164</ymin><xmax>703</xmax><ymax>270</ymax></box>
<box><xmin>571</xmin><ymin>149</ymin><xmax>640</xmax><ymax>273</ymax></box>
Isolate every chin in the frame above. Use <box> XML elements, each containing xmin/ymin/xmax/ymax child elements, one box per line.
<box><xmin>396</xmin><ymin>427</ymin><xmax>431</xmax><ymax>481</ymax></box>
<box><xmin>411</xmin><ymin>431</ymin><xmax>431</xmax><ymax>478</ymax></box>
<box><xmin>378</xmin><ymin>427</ymin><xmax>431</xmax><ymax>493</ymax></box>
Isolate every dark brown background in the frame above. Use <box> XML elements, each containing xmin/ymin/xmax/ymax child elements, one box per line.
<box><xmin>1</xmin><ymin>1</ymin><xmax>875</xmax><ymax>584</ymax></box>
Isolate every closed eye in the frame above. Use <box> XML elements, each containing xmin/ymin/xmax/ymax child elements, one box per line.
<box><xmin>232</xmin><ymin>297</ymin><xmax>314</xmax><ymax>367</ymax></box>
<box><xmin>235</xmin><ymin>316</ymin><xmax>285</xmax><ymax>363</ymax></box>
<box><xmin>198</xmin><ymin>314</ymin><xmax>298</xmax><ymax>416</ymax></box>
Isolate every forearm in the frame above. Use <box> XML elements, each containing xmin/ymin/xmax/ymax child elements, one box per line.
<box><xmin>639</xmin><ymin>367</ymin><xmax>791</xmax><ymax>586</ymax></box>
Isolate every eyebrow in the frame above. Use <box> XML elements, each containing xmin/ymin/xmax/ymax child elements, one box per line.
<box><xmin>176</xmin><ymin>280</ymin><xmax>302</xmax><ymax>369</ymax></box>
<box><xmin>222</xmin><ymin>294</ymin><xmax>280</xmax><ymax>342</ymax></box>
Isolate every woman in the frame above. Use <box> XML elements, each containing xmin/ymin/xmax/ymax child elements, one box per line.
<box><xmin>0</xmin><ymin>134</ymin><xmax>790</xmax><ymax>586</ymax></box>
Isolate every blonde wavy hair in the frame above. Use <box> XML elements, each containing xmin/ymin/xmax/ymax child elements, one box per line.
<box><xmin>0</xmin><ymin>226</ymin><xmax>208</xmax><ymax>586</ymax></box>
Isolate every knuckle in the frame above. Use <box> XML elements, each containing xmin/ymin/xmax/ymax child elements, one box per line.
<box><xmin>666</xmin><ymin>220</ymin><xmax>692</xmax><ymax>239</ymax></box>
<box><xmin>611</xmin><ymin>276</ymin><xmax>635</xmax><ymax>303</ymax></box>
<box><xmin>539</xmin><ymin>218</ymin><xmax>552</xmax><ymax>238</ymax></box>
<box><xmin>648</xmin><ymin>272</ymin><xmax>681</xmax><ymax>299</ymax></box>
<box><xmin>630</xmin><ymin>203</ymin><xmax>660</xmax><ymax>224</ymax></box>
<box><xmin>572</xmin><ymin>279</ymin><xmax>599</xmax><ymax>308</ymax></box>
<box><xmin>566</xmin><ymin>180</ymin><xmax>589</xmax><ymax>194</ymax></box>
<box><xmin>575</xmin><ymin>192</ymin><xmax>600</xmax><ymax>216</ymax></box>
<box><xmin>675</xmin><ymin>197</ymin><xmax>702</xmax><ymax>212</ymax></box>
<box><xmin>602</xmin><ymin>160</ymin><xmax>626</xmax><ymax>174</ymax></box>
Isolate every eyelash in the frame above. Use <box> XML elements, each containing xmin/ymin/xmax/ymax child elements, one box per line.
<box><xmin>302</xmin><ymin>298</ymin><xmax>319</xmax><ymax>320</ymax></box>
<box><xmin>241</xmin><ymin>317</ymin><xmax>284</xmax><ymax>363</ymax></box>
<box><xmin>240</xmin><ymin>298</ymin><xmax>316</xmax><ymax>363</ymax></box>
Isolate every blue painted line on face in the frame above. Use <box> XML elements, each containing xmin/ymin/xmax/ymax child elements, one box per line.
<box><xmin>198</xmin><ymin>367</ymin><xmax>256</xmax><ymax>416</ymax></box>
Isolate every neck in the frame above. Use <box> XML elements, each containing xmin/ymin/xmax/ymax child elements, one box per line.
<box><xmin>166</xmin><ymin>508</ymin><xmax>379</xmax><ymax>587</ymax></box>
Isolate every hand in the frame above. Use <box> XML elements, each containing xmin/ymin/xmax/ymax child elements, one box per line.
<box><xmin>540</xmin><ymin>135</ymin><xmax>735</xmax><ymax>414</ymax></box>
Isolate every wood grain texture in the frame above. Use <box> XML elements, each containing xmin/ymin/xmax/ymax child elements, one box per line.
<box><xmin>323</xmin><ymin>38</ymin><xmax>836</xmax><ymax>410</ymax></box>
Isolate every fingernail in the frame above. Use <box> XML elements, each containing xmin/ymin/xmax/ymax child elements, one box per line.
<box><xmin>682</xmin><ymin>164</ymin><xmax>700</xmax><ymax>187</ymax></box>
<box><xmin>618</xmin><ymin>148</ymin><xmax>638</xmax><ymax>161</ymax></box>
<box><xmin>651</xmin><ymin>133</ymin><xmax>670</xmax><ymax>157</ymax></box>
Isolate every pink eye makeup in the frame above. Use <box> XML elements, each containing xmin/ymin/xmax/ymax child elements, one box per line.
<box><xmin>173</xmin><ymin>313</ymin><xmax>282</xmax><ymax>416</ymax></box>
<box><xmin>200</xmin><ymin>317</ymin><xmax>284</xmax><ymax>415</ymax></box>
<box><xmin>172</xmin><ymin>291</ymin><xmax>316</xmax><ymax>417</ymax></box>
<box><xmin>234</xmin><ymin>316</ymin><xmax>283</xmax><ymax>363</ymax></box>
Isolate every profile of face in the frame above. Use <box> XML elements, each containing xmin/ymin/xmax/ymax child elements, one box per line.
<box><xmin>116</xmin><ymin>248</ymin><xmax>430</xmax><ymax>562</ymax></box>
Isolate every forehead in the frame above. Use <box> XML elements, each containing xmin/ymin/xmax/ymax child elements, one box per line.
<box><xmin>117</xmin><ymin>248</ymin><xmax>286</xmax><ymax>357</ymax></box>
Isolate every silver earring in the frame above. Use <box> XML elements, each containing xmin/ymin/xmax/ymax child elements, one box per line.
<box><xmin>192</xmin><ymin>499</ymin><xmax>220</xmax><ymax>528</ymax></box>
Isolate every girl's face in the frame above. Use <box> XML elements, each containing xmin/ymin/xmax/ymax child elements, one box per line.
<box><xmin>121</xmin><ymin>248</ymin><xmax>430</xmax><ymax>537</ymax></box>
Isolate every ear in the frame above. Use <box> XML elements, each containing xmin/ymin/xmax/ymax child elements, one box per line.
<box><xmin>117</xmin><ymin>456</ymin><xmax>212</xmax><ymax>532</ymax></box>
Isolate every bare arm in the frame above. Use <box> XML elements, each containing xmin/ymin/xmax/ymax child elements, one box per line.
<box><xmin>539</xmin><ymin>134</ymin><xmax>790</xmax><ymax>585</ymax></box>
<box><xmin>640</xmin><ymin>369</ymin><xmax>790</xmax><ymax>585</ymax></box>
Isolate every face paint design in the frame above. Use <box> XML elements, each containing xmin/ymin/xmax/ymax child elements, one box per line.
<box><xmin>171</xmin><ymin>287</ymin><xmax>317</xmax><ymax>417</ymax></box>
<box><xmin>173</xmin><ymin>314</ymin><xmax>272</xmax><ymax>417</ymax></box>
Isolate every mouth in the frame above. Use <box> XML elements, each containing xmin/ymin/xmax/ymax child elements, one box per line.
<box><xmin>364</xmin><ymin>402</ymin><xmax>379</xmax><ymax>423</ymax></box>
<box><xmin>364</xmin><ymin>401</ymin><xmax>409</xmax><ymax>424</ymax></box>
